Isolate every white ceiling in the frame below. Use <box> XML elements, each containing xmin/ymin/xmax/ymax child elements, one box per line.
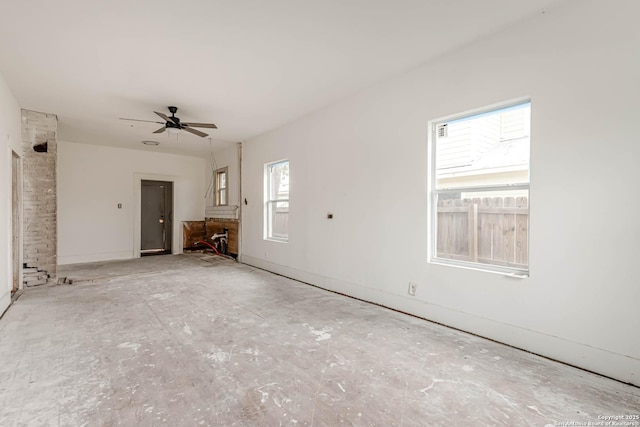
<box><xmin>0</xmin><ymin>0</ymin><xmax>566</xmax><ymax>156</ymax></box>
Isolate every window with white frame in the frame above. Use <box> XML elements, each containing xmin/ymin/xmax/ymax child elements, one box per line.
<box><xmin>430</xmin><ymin>101</ymin><xmax>530</xmax><ymax>275</ymax></box>
<box><xmin>265</xmin><ymin>160</ymin><xmax>289</xmax><ymax>241</ymax></box>
<box><xmin>215</xmin><ymin>167</ymin><xmax>228</xmax><ymax>206</ymax></box>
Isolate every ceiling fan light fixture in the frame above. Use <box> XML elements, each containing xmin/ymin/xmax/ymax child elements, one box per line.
<box><xmin>166</xmin><ymin>127</ymin><xmax>181</xmax><ymax>135</ymax></box>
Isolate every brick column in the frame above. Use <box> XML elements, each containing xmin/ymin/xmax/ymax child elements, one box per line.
<box><xmin>21</xmin><ymin>110</ymin><xmax>57</xmax><ymax>283</ymax></box>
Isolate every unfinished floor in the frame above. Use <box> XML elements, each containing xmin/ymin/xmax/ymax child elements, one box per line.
<box><xmin>0</xmin><ymin>254</ymin><xmax>638</xmax><ymax>426</ymax></box>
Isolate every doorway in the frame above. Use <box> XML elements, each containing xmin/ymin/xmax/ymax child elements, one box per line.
<box><xmin>11</xmin><ymin>152</ymin><xmax>21</xmax><ymax>294</ymax></box>
<box><xmin>141</xmin><ymin>180</ymin><xmax>173</xmax><ymax>256</ymax></box>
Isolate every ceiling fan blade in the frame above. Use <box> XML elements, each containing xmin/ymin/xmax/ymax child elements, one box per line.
<box><xmin>153</xmin><ymin>126</ymin><xmax>166</xmax><ymax>134</ymax></box>
<box><xmin>154</xmin><ymin>111</ymin><xmax>177</xmax><ymax>124</ymax></box>
<box><xmin>182</xmin><ymin>122</ymin><xmax>218</xmax><ymax>129</ymax></box>
<box><xmin>120</xmin><ymin>118</ymin><xmax>164</xmax><ymax>124</ymax></box>
<box><xmin>183</xmin><ymin>127</ymin><xmax>208</xmax><ymax>137</ymax></box>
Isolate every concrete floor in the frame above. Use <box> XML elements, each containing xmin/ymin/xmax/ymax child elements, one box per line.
<box><xmin>0</xmin><ymin>254</ymin><xmax>638</xmax><ymax>426</ymax></box>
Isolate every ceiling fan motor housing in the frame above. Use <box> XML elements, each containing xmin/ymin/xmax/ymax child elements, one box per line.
<box><xmin>120</xmin><ymin>106</ymin><xmax>216</xmax><ymax>137</ymax></box>
<box><xmin>167</xmin><ymin>106</ymin><xmax>181</xmax><ymax>127</ymax></box>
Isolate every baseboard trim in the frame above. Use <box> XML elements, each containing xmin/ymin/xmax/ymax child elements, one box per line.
<box><xmin>58</xmin><ymin>251</ymin><xmax>133</xmax><ymax>265</ymax></box>
<box><xmin>241</xmin><ymin>255</ymin><xmax>639</xmax><ymax>387</ymax></box>
<box><xmin>0</xmin><ymin>291</ymin><xmax>11</xmax><ymax>319</ymax></box>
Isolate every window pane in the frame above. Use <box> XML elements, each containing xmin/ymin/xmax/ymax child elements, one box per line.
<box><xmin>266</xmin><ymin>160</ymin><xmax>289</xmax><ymax>241</ymax></box>
<box><xmin>268</xmin><ymin>201</ymin><xmax>289</xmax><ymax>239</ymax></box>
<box><xmin>436</xmin><ymin>102</ymin><xmax>530</xmax><ymax>189</ymax></box>
<box><xmin>269</xmin><ymin>162</ymin><xmax>289</xmax><ymax>200</ymax></box>
<box><xmin>214</xmin><ymin>168</ymin><xmax>228</xmax><ymax>206</ymax></box>
<box><xmin>435</xmin><ymin>189</ymin><xmax>528</xmax><ymax>269</ymax></box>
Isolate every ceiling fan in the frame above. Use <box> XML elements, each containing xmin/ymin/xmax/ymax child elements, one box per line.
<box><xmin>120</xmin><ymin>106</ymin><xmax>217</xmax><ymax>137</ymax></box>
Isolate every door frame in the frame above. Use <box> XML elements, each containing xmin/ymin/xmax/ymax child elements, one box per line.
<box><xmin>133</xmin><ymin>173</ymin><xmax>178</xmax><ymax>258</ymax></box>
<box><xmin>11</xmin><ymin>150</ymin><xmax>22</xmax><ymax>294</ymax></box>
<box><xmin>140</xmin><ymin>179</ymin><xmax>173</xmax><ymax>255</ymax></box>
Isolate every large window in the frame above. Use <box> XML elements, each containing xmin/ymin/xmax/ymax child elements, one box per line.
<box><xmin>265</xmin><ymin>160</ymin><xmax>289</xmax><ymax>241</ymax></box>
<box><xmin>215</xmin><ymin>167</ymin><xmax>228</xmax><ymax>206</ymax></box>
<box><xmin>430</xmin><ymin>101</ymin><xmax>530</xmax><ymax>275</ymax></box>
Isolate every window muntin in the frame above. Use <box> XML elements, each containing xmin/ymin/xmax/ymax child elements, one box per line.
<box><xmin>215</xmin><ymin>167</ymin><xmax>228</xmax><ymax>206</ymax></box>
<box><xmin>431</xmin><ymin>101</ymin><xmax>530</xmax><ymax>275</ymax></box>
<box><xmin>265</xmin><ymin>160</ymin><xmax>289</xmax><ymax>241</ymax></box>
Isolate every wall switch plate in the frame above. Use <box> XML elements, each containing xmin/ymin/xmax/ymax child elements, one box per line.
<box><xmin>408</xmin><ymin>282</ymin><xmax>417</xmax><ymax>296</ymax></box>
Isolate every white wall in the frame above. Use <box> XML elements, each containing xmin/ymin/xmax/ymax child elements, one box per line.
<box><xmin>241</xmin><ymin>0</ymin><xmax>640</xmax><ymax>385</ymax></box>
<box><xmin>205</xmin><ymin>143</ymin><xmax>241</xmax><ymax>208</ymax></box>
<box><xmin>57</xmin><ymin>141</ymin><xmax>206</xmax><ymax>264</ymax></box>
<box><xmin>0</xmin><ymin>72</ymin><xmax>22</xmax><ymax>315</ymax></box>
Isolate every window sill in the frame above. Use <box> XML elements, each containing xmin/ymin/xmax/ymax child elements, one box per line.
<box><xmin>265</xmin><ymin>237</ymin><xmax>288</xmax><ymax>243</ymax></box>
<box><xmin>205</xmin><ymin>205</ymin><xmax>239</xmax><ymax>219</ymax></box>
<box><xmin>430</xmin><ymin>258</ymin><xmax>529</xmax><ymax>278</ymax></box>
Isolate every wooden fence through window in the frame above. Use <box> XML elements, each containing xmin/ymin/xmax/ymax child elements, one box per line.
<box><xmin>272</xmin><ymin>207</ymin><xmax>289</xmax><ymax>239</ymax></box>
<box><xmin>436</xmin><ymin>196</ymin><xmax>528</xmax><ymax>268</ymax></box>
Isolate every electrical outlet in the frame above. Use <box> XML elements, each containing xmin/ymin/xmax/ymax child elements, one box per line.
<box><xmin>408</xmin><ymin>282</ymin><xmax>417</xmax><ymax>296</ymax></box>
